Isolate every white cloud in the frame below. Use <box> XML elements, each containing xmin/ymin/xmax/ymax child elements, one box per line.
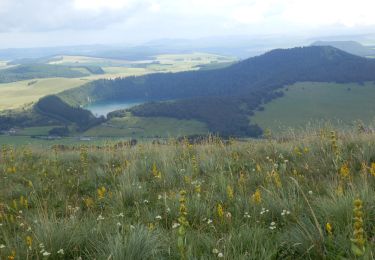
<box><xmin>1</xmin><ymin>0</ymin><xmax>375</xmax><ymax>48</ymax></box>
<box><xmin>73</xmin><ymin>0</ymin><xmax>134</xmax><ymax>10</ymax></box>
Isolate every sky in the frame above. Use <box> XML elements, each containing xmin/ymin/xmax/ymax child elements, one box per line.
<box><xmin>0</xmin><ymin>0</ymin><xmax>375</xmax><ymax>48</ymax></box>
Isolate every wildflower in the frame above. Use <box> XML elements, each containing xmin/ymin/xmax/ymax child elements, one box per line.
<box><xmin>83</xmin><ymin>197</ymin><xmax>94</xmax><ymax>208</ymax></box>
<box><xmin>225</xmin><ymin>212</ymin><xmax>232</xmax><ymax>220</ymax></box>
<box><xmin>326</xmin><ymin>222</ymin><xmax>333</xmax><ymax>236</ymax></box>
<box><xmin>244</xmin><ymin>212</ymin><xmax>250</xmax><ymax>218</ymax></box>
<box><xmin>370</xmin><ymin>163</ymin><xmax>375</xmax><ymax>177</ymax></box>
<box><xmin>251</xmin><ymin>189</ymin><xmax>262</xmax><ymax>204</ymax></box>
<box><xmin>218</xmin><ymin>252</ymin><xmax>224</xmax><ymax>258</ymax></box>
<box><xmin>269</xmin><ymin>222</ymin><xmax>277</xmax><ymax>230</ymax></box>
<box><xmin>7</xmin><ymin>250</ymin><xmax>15</xmax><ymax>260</ymax></box>
<box><xmin>130</xmin><ymin>225</ymin><xmax>135</xmax><ymax>229</ymax></box>
<box><xmin>308</xmin><ymin>190</ymin><xmax>313</xmax><ymax>195</ymax></box>
<box><xmin>260</xmin><ymin>208</ymin><xmax>269</xmax><ymax>215</ymax></box>
<box><xmin>217</xmin><ymin>204</ymin><xmax>224</xmax><ymax>220</ymax></box>
<box><xmin>207</xmin><ymin>219</ymin><xmax>213</xmax><ymax>224</ymax></box>
<box><xmin>42</xmin><ymin>251</ymin><xmax>51</xmax><ymax>257</ymax></box>
<box><xmin>97</xmin><ymin>186</ymin><xmax>106</xmax><ymax>200</ymax></box>
<box><xmin>340</xmin><ymin>163</ymin><xmax>350</xmax><ymax>180</ymax></box>
<box><xmin>0</xmin><ymin>244</ymin><xmax>5</xmax><ymax>249</ymax></box>
<box><xmin>256</xmin><ymin>164</ymin><xmax>262</xmax><ymax>172</ymax></box>
<box><xmin>155</xmin><ymin>215</ymin><xmax>162</xmax><ymax>220</ymax></box>
<box><xmin>226</xmin><ymin>185</ymin><xmax>234</xmax><ymax>200</ymax></box>
<box><xmin>26</xmin><ymin>235</ymin><xmax>33</xmax><ymax>249</ymax></box>
<box><xmin>117</xmin><ymin>222</ymin><xmax>122</xmax><ymax>227</ymax></box>
<box><xmin>158</xmin><ymin>194</ymin><xmax>163</xmax><ymax>200</ymax></box>
<box><xmin>212</xmin><ymin>248</ymin><xmax>219</xmax><ymax>254</ymax></box>
<box><xmin>143</xmin><ymin>200</ymin><xmax>149</xmax><ymax>204</ymax></box>
<box><xmin>97</xmin><ymin>214</ymin><xmax>105</xmax><ymax>221</ymax></box>
<box><xmin>351</xmin><ymin>198</ymin><xmax>366</xmax><ymax>256</ymax></box>
<box><xmin>172</xmin><ymin>222</ymin><xmax>180</xmax><ymax>229</ymax></box>
<box><xmin>152</xmin><ymin>162</ymin><xmax>162</xmax><ymax>179</ymax></box>
<box><xmin>117</xmin><ymin>213</ymin><xmax>124</xmax><ymax>218</ymax></box>
<box><xmin>57</xmin><ymin>249</ymin><xmax>64</xmax><ymax>255</ymax></box>
<box><xmin>281</xmin><ymin>209</ymin><xmax>290</xmax><ymax>216</ymax></box>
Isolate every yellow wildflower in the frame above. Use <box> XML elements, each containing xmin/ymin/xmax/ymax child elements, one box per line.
<box><xmin>217</xmin><ymin>203</ymin><xmax>224</xmax><ymax>220</ymax></box>
<box><xmin>226</xmin><ymin>185</ymin><xmax>234</xmax><ymax>200</ymax></box>
<box><xmin>326</xmin><ymin>222</ymin><xmax>333</xmax><ymax>236</ymax></box>
<box><xmin>370</xmin><ymin>163</ymin><xmax>375</xmax><ymax>177</ymax></box>
<box><xmin>26</xmin><ymin>236</ymin><xmax>33</xmax><ymax>249</ymax></box>
<box><xmin>251</xmin><ymin>189</ymin><xmax>262</xmax><ymax>204</ymax></box>
<box><xmin>97</xmin><ymin>186</ymin><xmax>106</xmax><ymax>200</ymax></box>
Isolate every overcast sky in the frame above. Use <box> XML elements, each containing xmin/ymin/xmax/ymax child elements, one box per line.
<box><xmin>0</xmin><ymin>0</ymin><xmax>375</xmax><ymax>48</ymax></box>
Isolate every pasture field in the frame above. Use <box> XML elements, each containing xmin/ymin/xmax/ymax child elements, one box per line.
<box><xmin>251</xmin><ymin>82</ymin><xmax>375</xmax><ymax>133</ymax></box>
<box><xmin>0</xmin><ymin>53</ymin><xmax>235</xmax><ymax>111</ymax></box>
<box><xmin>84</xmin><ymin>116</ymin><xmax>209</xmax><ymax>138</ymax></box>
<box><xmin>1</xmin><ymin>128</ymin><xmax>375</xmax><ymax>259</ymax></box>
<box><xmin>0</xmin><ymin>78</ymin><xmax>88</xmax><ymax>110</ymax></box>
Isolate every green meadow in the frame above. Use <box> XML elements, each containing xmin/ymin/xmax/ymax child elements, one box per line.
<box><xmin>251</xmin><ymin>82</ymin><xmax>375</xmax><ymax>133</ymax></box>
<box><xmin>1</xmin><ymin>128</ymin><xmax>375</xmax><ymax>259</ymax></box>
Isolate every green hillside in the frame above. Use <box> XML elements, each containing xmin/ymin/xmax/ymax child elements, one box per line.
<box><xmin>251</xmin><ymin>82</ymin><xmax>375</xmax><ymax>132</ymax></box>
<box><xmin>58</xmin><ymin>46</ymin><xmax>375</xmax><ymax>137</ymax></box>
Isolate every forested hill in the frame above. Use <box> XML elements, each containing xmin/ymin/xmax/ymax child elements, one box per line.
<box><xmin>60</xmin><ymin>46</ymin><xmax>375</xmax><ymax>104</ymax></box>
<box><xmin>56</xmin><ymin>46</ymin><xmax>375</xmax><ymax>137</ymax></box>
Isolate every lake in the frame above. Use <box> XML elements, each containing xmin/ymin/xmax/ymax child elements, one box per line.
<box><xmin>85</xmin><ymin>100</ymin><xmax>144</xmax><ymax>117</ymax></box>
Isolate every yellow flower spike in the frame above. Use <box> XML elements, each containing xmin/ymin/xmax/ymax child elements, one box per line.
<box><xmin>97</xmin><ymin>186</ymin><xmax>106</xmax><ymax>200</ymax></box>
<box><xmin>256</xmin><ymin>164</ymin><xmax>262</xmax><ymax>173</ymax></box>
<box><xmin>351</xmin><ymin>198</ymin><xmax>366</xmax><ymax>256</ymax></box>
<box><xmin>226</xmin><ymin>185</ymin><xmax>234</xmax><ymax>200</ymax></box>
<box><xmin>326</xmin><ymin>222</ymin><xmax>333</xmax><ymax>236</ymax></box>
<box><xmin>251</xmin><ymin>189</ymin><xmax>262</xmax><ymax>204</ymax></box>
<box><xmin>370</xmin><ymin>162</ymin><xmax>375</xmax><ymax>177</ymax></box>
<box><xmin>26</xmin><ymin>236</ymin><xmax>33</xmax><ymax>249</ymax></box>
<box><xmin>340</xmin><ymin>163</ymin><xmax>350</xmax><ymax>179</ymax></box>
<box><xmin>217</xmin><ymin>203</ymin><xmax>224</xmax><ymax>220</ymax></box>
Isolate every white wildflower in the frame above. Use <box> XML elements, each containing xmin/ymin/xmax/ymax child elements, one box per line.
<box><xmin>155</xmin><ymin>215</ymin><xmax>162</xmax><ymax>220</ymax></box>
<box><xmin>308</xmin><ymin>190</ymin><xmax>313</xmax><ymax>195</ymax></box>
<box><xmin>117</xmin><ymin>213</ymin><xmax>124</xmax><ymax>218</ymax></box>
<box><xmin>212</xmin><ymin>248</ymin><xmax>219</xmax><ymax>254</ymax></box>
<box><xmin>43</xmin><ymin>251</ymin><xmax>51</xmax><ymax>256</ymax></box>
<box><xmin>172</xmin><ymin>222</ymin><xmax>180</xmax><ymax>229</ymax></box>
<box><xmin>117</xmin><ymin>222</ymin><xmax>122</xmax><ymax>227</ymax></box>
<box><xmin>57</xmin><ymin>249</ymin><xmax>64</xmax><ymax>255</ymax></box>
<box><xmin>97</xmin><ymin>214</ymin><xmax>105</xmax><ymax>221</ymax></box>
<box><xmin>218</xmin><ymin>252</ymin><xmax>224</xmax><ymax>258</ymax></box>
<box><xmin>0</xmin><ymin>244</ymin><xmax>5</xmax><ymax>249</ymax></box>
<box><xmin>207</xmin><ymin>219</ymin><xmax>213</xmax><ymax>224</ymax></box>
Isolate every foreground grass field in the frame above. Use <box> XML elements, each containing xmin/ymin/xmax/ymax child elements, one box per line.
<box><xmin>1</xmin><ymin>128</ymin><xmax>375</xmax><ymax>259</ymax></box>
<box><xmin>252</xmin><ymin>82</ymin><xmax>375</xmax><ymax>133</ymax></box>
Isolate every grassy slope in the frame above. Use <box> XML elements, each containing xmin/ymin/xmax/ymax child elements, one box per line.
<box><xmin>252</xmin><ymin>82</ymin><xmax>375</xmax><ymax>132</ymax></box>
<box><xmin>1</xmin><ymin>129</ymin><xmax>375</xmax><ymax>259</ymax></box>
<box><xmin>0</xmin><ymin>53</ymin><xmax>235</xmax><ymax>111</ymax></box>
<box><xmin>84</xmin><ymin>116</ymin><xmax>209</xmax><ymax>138</ymax></box>
<box><xmin>0</xmin><ymin>78</ymin><xmax>88</xmax><ymax>110</ymax></box>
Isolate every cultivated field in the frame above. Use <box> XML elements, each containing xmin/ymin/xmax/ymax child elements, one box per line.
<box><xmin>1</xmin><ymin>128</ymin><xmax>375</xmax><ymax>259</ymax></box>
<box><xmin>251</xmin><ymin>82</ymin><xmax>375</xmax><ymax>133</ymax></box>
<box><xmin>0</xmin><ymin>53</ymin><xmax>235</xmax><ymax>111</ymax></box>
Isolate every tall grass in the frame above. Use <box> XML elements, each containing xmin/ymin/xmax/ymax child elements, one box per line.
<box><xmin>1</xmin><ymin>128</ymin><xmax>375</xmax><ymax>259</ymax></box>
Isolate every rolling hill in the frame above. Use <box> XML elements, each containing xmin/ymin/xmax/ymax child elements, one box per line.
<box><xmin>3</xmin><ymin>46</ymin><xmax>375</xmax><ymax>138</ymax></box>
<box><xmin>54</xmin><ymin>46</ymin><xmax>375</xmax><ymax>137</ymax></box>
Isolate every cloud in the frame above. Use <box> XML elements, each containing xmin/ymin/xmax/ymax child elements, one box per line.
<box><xmin>0</xmin><ymin>0</ymin><xmax>374</xmax><ymax>48</ymax></box>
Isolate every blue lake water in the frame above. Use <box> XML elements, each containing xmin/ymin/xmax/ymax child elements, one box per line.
<box><xmin>85</xmin><ymin>100</ymin><xmax>144</xmax><ymax>117</ymax></box>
